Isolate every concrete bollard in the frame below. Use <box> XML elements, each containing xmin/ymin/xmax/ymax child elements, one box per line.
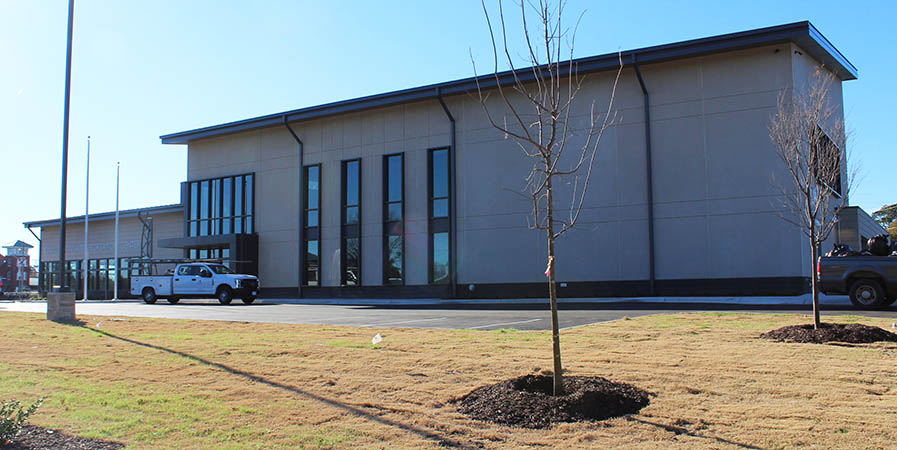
<box><xmin>47</xmin><ymin>292</ymin><xmax>76</xmax><ymax>322</ymax></box>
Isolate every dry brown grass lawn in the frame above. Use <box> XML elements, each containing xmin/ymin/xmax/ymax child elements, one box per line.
<box><xmin>0</xmin><ymin>311</ymin><xmax>895</xmax><ymax>449</ymax></box>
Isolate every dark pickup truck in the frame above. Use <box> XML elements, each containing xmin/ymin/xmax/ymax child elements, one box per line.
<box><xmin>819</xmin><ymin>256</ymin><xmax>897</xmax><ymax>309</ymax></box>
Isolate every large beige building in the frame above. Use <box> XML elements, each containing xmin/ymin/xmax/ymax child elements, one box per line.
<box><xmin>27</xmin><ymin>22</ymin><xmax>877</xmax><ymax>301</ymax></box>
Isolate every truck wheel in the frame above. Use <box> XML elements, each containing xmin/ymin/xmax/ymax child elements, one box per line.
<box><xmin>217</xmin><ymin>286</ymin><xmax>233</xmax><ymax>305</ymax></box>
<box><xmin>848</xmin><ymin>279</ymin><xmax>886</xmax><ymax>309</ymax></box>
<box><xmin>168</xmin><ymin>297</ymin><xmax>180</xmax><ymax>304</ymax></box>
<box><xmin>142</xmin><ymin>288</ymin><xmax>157</xmax><ymax>304</ymax></box>
<box><xmin>241</xmin><ymin>297</ymin><xmax>256</xmax><ymax>305</ymax></box>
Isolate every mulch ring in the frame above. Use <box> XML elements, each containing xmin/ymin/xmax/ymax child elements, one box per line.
<box><xmin>2</xmin><ymin>425</ymin><xmax>124</xmax><ymax>450</ymax></box>
<box><xmin>760</xmin><ymin>323</ymin><xmax>897</xmax><ymax>344</ymax></box>
<box><xmin>454</xmin><ymin>374</ymin><xmax>650</xmax><ymax>429</ymax></box>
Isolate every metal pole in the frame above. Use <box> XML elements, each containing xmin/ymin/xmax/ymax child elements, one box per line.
<box><xmin>56</xmin><ymin>0</ymin><xmax>75</xmax><ymax>293</ymax></box>
<box><xmin>83</xmin><ymin>136</ymin><xmax>89</xmax><ymax>300</ymax></box>
<box><xmin>113</xmin><ymin>162</ymin><xmax>119</xmax><ymax>301</ymax></box>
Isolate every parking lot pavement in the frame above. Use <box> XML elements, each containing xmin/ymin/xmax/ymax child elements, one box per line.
<box><xmin>2</xmin><ymin>299</ymin><xmax>896</xmax><ymax>331</ymax></box>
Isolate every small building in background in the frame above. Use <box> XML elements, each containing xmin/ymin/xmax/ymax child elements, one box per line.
<box><xmin>1</xmin><ymin>240</ymin><xmax>34</xmax><ymax>292</ymax></box>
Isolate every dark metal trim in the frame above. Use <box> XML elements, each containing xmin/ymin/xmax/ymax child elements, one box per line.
<box><xmin>160</xmin><ymin>22</ymin><xmax>856</xmax><ymax>145</ymax></box>
<box><xmin>457</xmin><ymin>277</ymin><xmax>809</xmax><ymax>299</ymax></box>
<box><xmin>261</xmin><ymin>276</ymin><xmax>808</xmax><ymax>299</ymax></box>
<box><xmin>632</xmin><ymin>59</ymin><xmax>656</xmax><ymax>297</ymax></box>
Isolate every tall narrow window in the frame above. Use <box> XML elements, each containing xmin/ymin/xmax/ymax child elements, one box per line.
<box><xmin>342</xmin><ymin>159</ymin><xmax>361</xmax><ymax>286</ymax></box>
<box><xmin>190</xmin><ymin>183</ymin><xmax>199</xmax><ymax>236</ymax></box>
<box><xmin>429</xmin><ymin>148</ymin><xmax>450</xmax><ymax>284</ymax></box>
<box><xmin>303</xmin><ymin>165</ymin><xmax>321</xmax><ymax>286</ymax></box>
<box><xmin>383</xmin><ymin>154</ymin><xmax>404</xmax><ymax>285</ymax></box>
<box><xmin>234</xmin><ymin>175</ymin><xmax>244</xmax><ymax>233</ymax></box>
<box><xmin>200</xmin><ymin>180</ymin><xmax>210</xmax><ymax>236</ymax></box>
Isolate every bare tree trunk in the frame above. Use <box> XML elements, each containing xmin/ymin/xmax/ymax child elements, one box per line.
<box><xmin>546</xmin><ymin>175</ymin><xmax>564</xmax><ymax>396</ymax></box>
<box><xmin>811</xmin><ymin>239</ymin><xmax>820</xmax><ymax>329</ymax></box>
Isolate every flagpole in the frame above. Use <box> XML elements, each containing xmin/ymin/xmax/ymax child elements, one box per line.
<box><xmin>83</xmin><ymin>136</ymin><xmax>89</xmax><ymax>301</ymax></box>
<box><xmin>113</xmin><ymin>162</ymin><xmax>119</xmax><ymax>302</ymax></box>
<box><xmin>55</xmin><ymin>0</ymin><xmax>75</xmax><ymax>296</ymax></box>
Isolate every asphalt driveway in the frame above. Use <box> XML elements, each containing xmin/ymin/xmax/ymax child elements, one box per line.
<box><xmin>2</xmin><ymin>298</ymin><xmax>895</xmax><ymax>331</ymax></box>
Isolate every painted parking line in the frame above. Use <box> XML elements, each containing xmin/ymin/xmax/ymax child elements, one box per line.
<box><xmin>355</xmin><ymin>317</ymin><xmax>449</xmax><ymax>327</ymax></box>
<box><xmin>466</xmin><ymin>318</ymin><xmax>542</xmax><ymax>330</ymax></box>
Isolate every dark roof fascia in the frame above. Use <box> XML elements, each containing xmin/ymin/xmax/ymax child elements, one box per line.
<box><xmin>160</xmin><ymin>21</ymin><xmax>857</xmax><ymax>145</ymax></box>
<box><xmin>23</xmin><ymin>204</ymin><xmax>184</xmax><ymax>229</ymax></box>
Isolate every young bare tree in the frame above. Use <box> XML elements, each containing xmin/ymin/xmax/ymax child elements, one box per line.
<box><xmin>770</xmin><ymin>68</ymin><xmax>851</xmax><ymax>329</ymax></box>
<box><xmin>473</xmin><ymin>0</ymin><xmax>621</xmax><ymax>395</ymax></box>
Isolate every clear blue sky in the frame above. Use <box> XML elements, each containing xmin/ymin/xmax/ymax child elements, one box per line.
<box><xmin>2</xmin><ymin>0</ymin><xmax>895</xmax><ymax>256</ymax></box>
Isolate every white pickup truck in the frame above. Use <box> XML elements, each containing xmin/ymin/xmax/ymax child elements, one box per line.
<box><xmin>130</xmin><ymin>262</ymin><xmax>259</xmax><ymax>305</ymax></box>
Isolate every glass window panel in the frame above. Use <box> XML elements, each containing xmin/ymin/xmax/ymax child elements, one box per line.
<box><xmin>307</xmin><ymin>210</ymin><xmax>319</xmax><ymax>228</ymax></box>
<box><xmin>306</xmin><ymin>240</ymin><xmax>319</xmax><ymax>286</ymax></box>
<box><xmin>200</xmin><ymin>181</ymin><xmax>210</xmax><ymax>219</ymax></box>
<box><xmin>387</xmin><ymin>203</ymin><xmax>402</xmax><ymax>222</ymax></box>
<box><xmin>387</xmin><ymin>155</ymin><xmax>402</xmax><ymax>203</ymax></box>
<box><xmin>432</xmin><ymin>149</ymin><xmax>448</xmax><ymax>199</ymax></box>
<box><xmin>346</xmin><ymin>160</ymin><xmax>359</xmax><ymax>206</ymax></box>
<box><xmin>222</xmin><ymin>248</ymin><xmax>230</xmax><ymax>260</ymax></box>
<box><xmin>385</xmin><ymin>235</ymin><xmax>403</xmax><ymax>284</ymax></box>
<box><xmin>432</xmin><ymin>232</ymin><xmax>449</xmax><ymax>284</ymax></box>
<box><xmin>199</xmin><ymin>249</ymin><xmax>208</xmax><ymax>259</ymax></box>
<box><xmin>307</xmin><ymin>166</ymin><xmax>319</xmax><ymax>210</ymax></box>
<box><xmin>223</xmin><ymin>178</ymin><xmax>232</xmax><ymax>234</ymax></box>
<box><xmin>344</xmin><ymin>237</ymin><xmax>359</xmax><ymax>286</ymax></box>
<box><xmin>190</xmin><ymin>182</ymin><xmax>198</xmax><ymax>221</ymax></box>
<box><xmin>234</xmin><ymin>176</ymin><xmax>244</xmax><ymax>218</ymax></box>
<box><xmin>200</xmin><ymin>219</ymin><xmax>209</xmax><ymax>236</ymax></box>
<box><xmin>246</xmin><ymin>216</ymin><xmax>252</xmax><ymax>234</ymax></box>
<box><xmin>234</xmin><ymin>216</ymin><xmax>243</xmax><ymax>234</ymax></box>
<box><xmin>212</xmin><ymin>180</ymin><xmax>220</xmax><ymax>218</ymax></box>
<box><xmin>245</xmin><ymin>174</ymin><xmax>253</xmax><ymax>216</ymax></box>
<box><xmin>432</xmin><ymin>199</ymin><xmax>448</xmax><ymax>218</ymax></box>
<box><xmin>212</xmin><ymin>179</ymin><xmax>221</xmax><ymax>234</ymax></box>
<box><xmin>345</xmin><ymin>206</ymin><xmax>359</xmax><ymax>225</ymax></box>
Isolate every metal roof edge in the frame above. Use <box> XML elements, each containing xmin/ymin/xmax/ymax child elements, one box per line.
<box><xmin>160</xmin><ymin>21</ymin><xmax>856</xmax><ymax>145</ymax></box>
<box><xmin>23</xmin><ymin>203</ymin><xmax>184</xmax><ymax>229</ymax></box>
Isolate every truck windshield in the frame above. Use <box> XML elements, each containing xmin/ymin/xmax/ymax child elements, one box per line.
<box><xmin>208</xmin><ymin>264</ymin><xmax>234</xmax><ymax>274</ymax></box>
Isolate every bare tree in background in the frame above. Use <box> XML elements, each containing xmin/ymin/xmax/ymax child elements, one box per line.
<box><xmin>770</xmin><ymin>68</ymin><xmax>852</xmax><ymax>330</ymax></box>
<box><xmin>473</xmin><ymin>0</ymin><xmax>621</xmax><ymax>395</ymax></box>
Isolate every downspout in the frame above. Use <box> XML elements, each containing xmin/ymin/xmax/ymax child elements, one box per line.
<box><xmin>632</xmin><ymin>56</ymin><xmax>656</xmax><ymax>296</ymax></box>
<box><xmin>284</xmin><ymin>115</ymin><xmax>304</xmax><ymax>298</ymax></box>
<box><xmin>436</xmin><ymin>87</ymin><xmax>458</xmax><ymax>298</ymax></box>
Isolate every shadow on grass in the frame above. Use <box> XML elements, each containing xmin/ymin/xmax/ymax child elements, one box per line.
<box><xmin>81</xmin><ymin>325</ymin><xmax>473</xmax><ymax>449</ymax></box>
<box><xmin>626</xmin><ymin>417</ymin><xmax>762</xmax><ymax>449</ymax></box>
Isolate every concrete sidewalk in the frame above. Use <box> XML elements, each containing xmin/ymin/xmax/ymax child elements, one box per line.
<box><xmin>261</xmin><ymin>293</ymin><xmax>853</xmax><ymax>307</ymax></box>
